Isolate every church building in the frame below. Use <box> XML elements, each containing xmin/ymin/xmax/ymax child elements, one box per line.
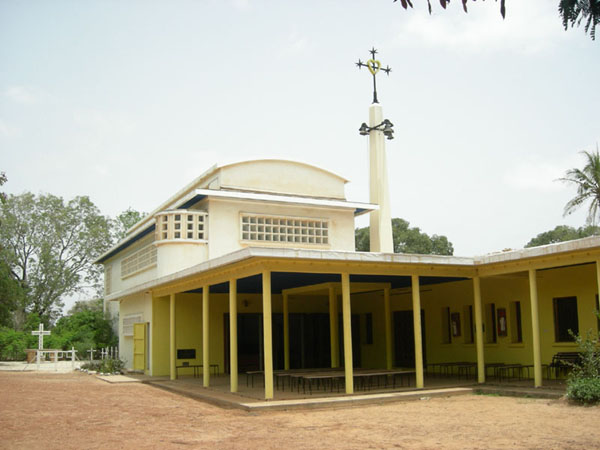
<box><xmin>96</xmin><ymin>57</ymin><xmax>600</xmax><ymax>401</ymax></box>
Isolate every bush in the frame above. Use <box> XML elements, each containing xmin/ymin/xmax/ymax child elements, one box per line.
<box><xmin>566</xmin><ymin>377</ymin><xmax>600</xmax><ymax>405</ymax></box>
<box><xmin>0</xmin><ymin>327</ymin><xmax>29</xmax><ymax>360</ymax></box>
<box><xmin>81</xmin><ymin>357</ymin><xmax>125</xmax><ymax>374</ymax></box>
<box><xmin>566</xmin><ymin>326</ymin><xmax>600</xmax><ymax>405</ymax></box>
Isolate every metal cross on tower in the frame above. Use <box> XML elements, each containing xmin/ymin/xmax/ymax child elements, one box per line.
<box><xmin>31</xmin><ymin>323</ymin><xmax>51</xmax><ymax>350</ymax></box>
<box><xmin>356</xmin><ymin>47</ymin><xmax>392</xmax><ymax>104</ymax></box>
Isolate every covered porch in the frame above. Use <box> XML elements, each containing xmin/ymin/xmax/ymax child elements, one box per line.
<box><xmin>133</xmin><ymin>243</ymin><xmax>600</xmax><ymax>400</ymax></box>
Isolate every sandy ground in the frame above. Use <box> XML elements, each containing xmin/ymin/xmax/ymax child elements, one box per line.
<box><xmin>0</xmin><ymin>372</ymin><xmax>599</xmax><ymax>450</ymax></box>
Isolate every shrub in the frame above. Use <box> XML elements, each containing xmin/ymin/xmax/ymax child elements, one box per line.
<box><xmin>0</xmin><ymin>328</ymin><xmax>29</xmax><ymax>360</ymax></box>
<box><xmin>566</xmin><ymin>377</ymin><xmax>600</xmax><ymax>405</ymax></box>
<box><xmin>81</xmin><ymin>357</ymin><xmax>125</xmax><ymax>374</ymax></box>
<box><xmin>566</xmin><ymin>326</ymin><xmax>600</xmax><ymax>405</ymax></box>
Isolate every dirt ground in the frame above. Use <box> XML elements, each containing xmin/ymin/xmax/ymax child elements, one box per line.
<box><xmin>1</xmin><ymin>372</ymin><xmax>599</xmax><ymax>450</ymax></box>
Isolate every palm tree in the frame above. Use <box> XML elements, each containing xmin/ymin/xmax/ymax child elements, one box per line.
<box><xmin>560</xmin><ymin>147</ymin><xmax>600</xmax><ymax>225</ymax></box>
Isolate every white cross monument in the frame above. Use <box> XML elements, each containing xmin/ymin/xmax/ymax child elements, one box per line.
<box><xmin>31</xmin><ymin>323</ymin><xmax>51</xmax><ymax>369</ymax></box>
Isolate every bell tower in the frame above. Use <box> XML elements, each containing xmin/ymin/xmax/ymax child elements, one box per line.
<box><xmin>357</xmin><ymin>48</ymin><xmax>394</xmax><ymax>253</ymax></box>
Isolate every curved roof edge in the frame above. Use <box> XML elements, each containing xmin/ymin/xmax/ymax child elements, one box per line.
<box><xmin>218</xmin><ymin>159</ymin><xmax>349</xmax><ymax>184</ymax></box>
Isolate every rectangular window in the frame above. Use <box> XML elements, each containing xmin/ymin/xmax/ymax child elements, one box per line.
<box><xmin>553</xmin><ymin>296</ymin><xmax>579</xmax><ymax>342</ymax></box>
<box><xmin>441</xmin><ymin>307</ymin><xmax>451</xmax><ymax>344</ymax></box>
<box><xmin>123</xmin><ymin>313</ymin><xmax>143</xmax><ymax>337</ymax></box>
<box><xmin>510</xmin><ymin>301</ymin><xmax>523</xmax><ymax>343</ymax></box>
<box><xmin>240</xmin><ymin>213</ymin><xmax>329</xmax><ymax>245</ymax></box>
<box><xmin>463</xmin><ymin>305</ymin><xmax>474</xmax><ymax>344</ymax></box>
<box><xmin>365</xmin><ymin>313</ymin><xmax>373</xmax><ymax>345</ymax></box>
<box><xmin>485</xmin><ymin>303</ymin><xmax>497</xmax><ymax>343</ymax></box>
<box><xmin>121</xmin><ymin>244</ymin><xmax>157</xmax><ymax>279</ymax></box>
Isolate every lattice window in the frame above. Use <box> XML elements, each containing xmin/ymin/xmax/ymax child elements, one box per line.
<box><xmin>104</xmin><ymin>266</ymin><xmax>112</xmax><ymax>295</ymax></box>
<box><xmin>156</xmin><ymin>210</ymin><xmax>207</xmax><ymax>242</ymax></box>
<box><xmin>121</xmin><ymin>244</ymin><xmax>157</xmax><ymax>279</ymax></box>
<box><xmin>240</xmin><ymin>214</ymin><xmax>329</xmax><ymax>245</ymax></box>
<box><xmin>123</xmin><ymin>313</ymin><xmax>143</xmax><ymax>337</ymax></box>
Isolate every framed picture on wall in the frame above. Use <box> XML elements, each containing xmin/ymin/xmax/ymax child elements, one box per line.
<box><xmin>451</xmin><ymin>312</ymin><xmax>461</xmax><ymax>337</ymax></box>
<box><xmin>497</xmin><ymin>308</ymin><xmax>508</xmax><ymax>337</ymax></box>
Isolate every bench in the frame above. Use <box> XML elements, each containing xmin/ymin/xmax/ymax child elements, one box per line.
<box><xmin>548</xmin><ymin>352</ymin><xmax>582</xmax><ymax>379</ymax></box>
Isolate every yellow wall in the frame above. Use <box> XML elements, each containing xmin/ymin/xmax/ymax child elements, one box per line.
<box><xmin>147</xmin><ymin>263</ymin><xmax>600</xmax><ymax>376</ymax></box>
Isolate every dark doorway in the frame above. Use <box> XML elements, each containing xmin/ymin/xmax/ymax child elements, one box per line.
<box><xmin>224</xmin><ymin>313</ymin><xmax>329</xmax><ymax>373</ymax></box>
<box><xmin>394</xmin><ymin>310</ymin><xmax>426</xmax><ymax>368</ymax></box>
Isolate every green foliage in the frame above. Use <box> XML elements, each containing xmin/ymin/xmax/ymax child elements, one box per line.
<box><xmin>560</xmin><ymin>149</ymin><xmax>600</xmax><ymax>226</ymax></box>
<box><xmin>0</xmin><ymin>327</ymin><xmax>30</xmax><ymax>360</ymax></box>
<box><xmin>559</xmin><ymin>0</ymin><xmax>600</xmax><ymax>40</ymax></box>
<box><xmin>394</xmin><ymin>1</ymin><xmax>599</xmax><ymax>40</ymax></box>
<box><xmin>0</xmin><ymin>259</ymin><xmax>25</xmax><ymax>327</ymax></box>
<box><xmin>355</xmin><ymin>218</ymin><xmax>454</xmax><ymax>255</ymax></box>
<box><xmin>525</xmin><ymin>225</ymin><xmax>600</xmax><ymax>248</ymax></box>
<box><xmin>394</xmin><ymin>0</ymin><xmax>506</xmax><ymax>19</ymax></box>
<box><xmin>0</xmin><ymin>192</ymin><xmax>112</xmax><ymax>325</ymax></box>
<box><xmin>51</xmin><ymin>300</ymin><xmax>117</xmax><ymax>355</ymax></box>
<box><xmin>81</xmin><ymin>357</ymin><xmax>125</xmax><ymax>374</ymax></box>
<box><xmin>112</xmin><ymin>208</ymin><xmax>146</xmax><ymax>242</ymax></box>
<box><xmin>566</xmin><ymin>326</ymin><xmax>600</xmax><ymax>404</ymax></box>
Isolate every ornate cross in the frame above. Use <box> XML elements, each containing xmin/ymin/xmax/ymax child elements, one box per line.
<box><xmin>356</xmin><ymin>47</ymin><xmax>392</xmax><ymax>104</ymax></box>
<box><xmin>31</xmin><ymin>323</ymin><xmax>51</xmax><ymax>350</ymax></box>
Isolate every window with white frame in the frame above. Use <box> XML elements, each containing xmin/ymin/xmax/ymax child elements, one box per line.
<box><xmin>240</xmin><ymin>214</ymin><xmax>329</xmax><ymax>245</ymax></box>
<box><xmin>121</xmin><ymin>244</ymin><xmax>157</xmax><ymax>279</ymax></box>
<box><xmin>155</xmin><ymin>210</ymin><xmax>207</xmax><ymax>242</ymax></box>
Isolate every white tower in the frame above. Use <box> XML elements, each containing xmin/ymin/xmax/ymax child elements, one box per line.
<box><xmin>357</xmin><ymin>48</ymin><xmax>394</xmax><ymax>253</ymax></box>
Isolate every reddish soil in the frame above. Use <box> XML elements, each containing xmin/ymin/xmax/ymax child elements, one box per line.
<box><xmin>0</xmin><ymin>372</ymin><xmax>599</xmax><ymax>449</ymax></box>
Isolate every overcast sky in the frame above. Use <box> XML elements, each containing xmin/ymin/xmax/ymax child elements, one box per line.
<box><xmin>2</xmin><ymin>0</ymin><xmax>599</xmax><ymax>262</ymax></box>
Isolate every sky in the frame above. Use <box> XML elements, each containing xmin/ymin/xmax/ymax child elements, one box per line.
<box><xmin>1</xmin><ymin>0</ymin><xmax>599</xmax><ymax>264</ymax></box>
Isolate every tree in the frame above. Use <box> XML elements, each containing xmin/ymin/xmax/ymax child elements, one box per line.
<box><xmin>559</xmin><ymin>0</ymin><xmax>600</xmax><ymax>40</ymax></box>
<box><xmin>525</xmin><ymin>224</ymin><xmax>600</xmax><ymax>248</ymax></box>
<box><xmin>560</xmin><ymin>149</ymin><xmax>600</xmax><ymax>225</ymax></box>
<box><xmin>112</xmin><ymin>208</ymin><xmax>146</xmax><ymax>242</ymax></box>
<box><xmin>393</xmin><ymin>0</ymin><xmax>599</xmax><ymax>40</ymax></box>
<box><xmin>355</xmin><ymin>218</ymin><xmax>454</xmax><ymax>255</ymax></box>
<box><xmin>0</xmin><ymin>193</ymin><xmax>112</xmax><ymax>325</ymax></box>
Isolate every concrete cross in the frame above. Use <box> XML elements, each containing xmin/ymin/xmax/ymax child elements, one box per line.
<box><xmin>31</xmin><ymin>323</ymin><xmax>51</xmax><ymax>350</ymax></box>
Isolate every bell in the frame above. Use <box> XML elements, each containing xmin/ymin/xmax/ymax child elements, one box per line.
<box><xmin>359</xmin><ymin>123</ymin><xmax>370</xmax><ymax>136</ymax></box>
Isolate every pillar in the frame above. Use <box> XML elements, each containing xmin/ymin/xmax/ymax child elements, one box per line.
<box><xmin>169</xmin><ymin>293</ymin><xmax>176</xmax><ymax>381</ymax></box>
<box><xmin>341</xmin><ymin>272</ymin><xmax>354</xmax><ymax>394</ymax></box>
<box><xmin>328</xmin><ymin>285</ymin><xmax>339</xmax><ymax>368</ymax></box>
<box><xmin>229</xmin><ymin>279</ymin><xmax>238</xmax><ymax>392</ymax></box>
<box><xmin>529</xmin><ymin>268</ymin><xmax>543</xmax><ymax>387</ymax></box>
<box><xmin>262</xmin><ymin>271</ymin><xmax>274</xmax><ymax>400</ymax></box>
<box><xmin>368</xmin><ymin>103</ymin><xmax>394</xmax><ymax>253</ymax></box>
<box><xmin>283</xmin><ymin>293</ymin><xmax>290</xmax><ymax>371</ymax></box>
<box><xmin>411</xmin><ymin>275</ymin><xmax>424</xmax><ymax>388</ymax></box>
<box><xmin>473</xmin><ymin>276</ymin><xmax>485</xmax><ymax>384</ymax></box>
<box><xmin>203</xmin><ymin>285</ymin><xmax>210</xmax><ymax>387</ymax></box>
<box><xmin>384</xmin><ymin>287</ymin><xmax>392</xmax><ymax>370</ymax></box>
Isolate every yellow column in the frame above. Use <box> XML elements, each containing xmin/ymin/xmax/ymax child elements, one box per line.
<box><xmin>529</xmin><ymin>268</ymin><xmax>543</xmax><ymax>387</ymax></box>
<box><xmin>229</xmin><ymin>279</ymin><xmax>238</xmax><ymax>393</ymax></box>
<box><xmin>341</xmin><ymin>273</ymin><xmax>354</xmax><ymax>394</ymax></box>
<box><xmin>169</xmin><ymin>293</ymin><xmax>176</xmax><ymax>381</ymax></box>
<box><xmin>283</xmin><ymin>293</ymin><xmax>290</xmax><ymax>371</ymax></box>
<box><xmin>203</xmin><ymin>285</ymin><xmax>210</xmax><ymax>387</ymax></box>
<box><xmin>328</xmin><ymin>285</ymin><xmax>339</xmax><ymax>368</ymax></box>
<box><xmin>411</xmin><ymin>275</ymin><xmax>424</xmax><ymax>389</ymax></box>
<box><xmin>262</xmin><ymin>271</ymin><xmax>274</xmax><ymax>400</ymax></box>
<box><xmin>384</xmin><ymin>287</ymin><xmax>392</xmax><ymax>370</ymax></box>
<box><xmin>473</xmin><ymin>276</ymin><xmax>485</xmax><ymax>384</ymax></box>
